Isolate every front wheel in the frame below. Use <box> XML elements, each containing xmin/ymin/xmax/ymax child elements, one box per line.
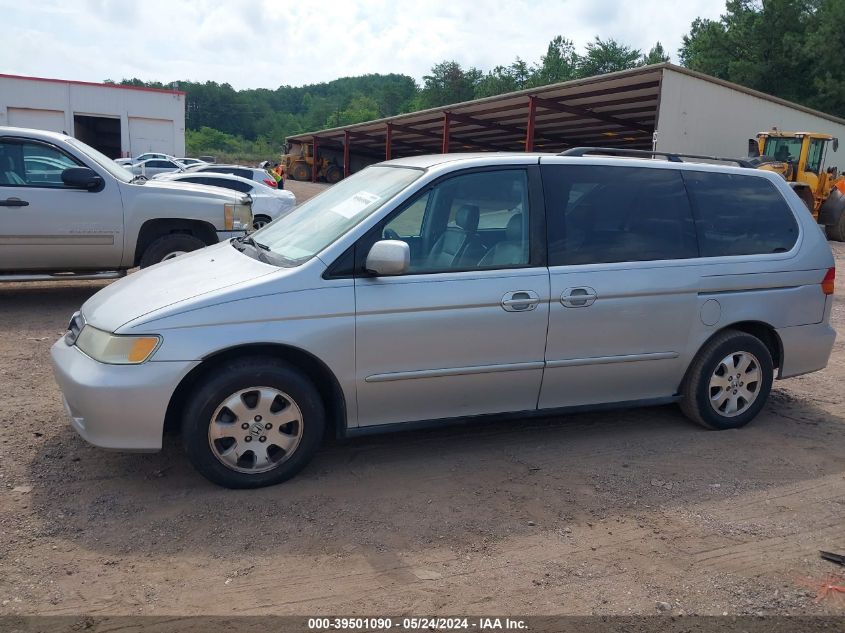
<box><xmin>680</xmin><ymin>330</ymin><xmax>773</xmax><ymax>430</ymax></box>
<box><xmin>182</xmin><ymin>357</ymin><xmax>325</xmax><ymax>488</ymax></box>
<box><xmin>290</xmin><ymin>162</ymin><xmax>311</xmax><ymax>181</ymax></box>
<box><xmin>825</xmin><ymin>213</ymin><xmax>845</xmax><ymax>241</ymax></box>
<box><xmin>252</xmin><ymin>215</ymin><xmax>272</xmax><ymax>230</ymax></box>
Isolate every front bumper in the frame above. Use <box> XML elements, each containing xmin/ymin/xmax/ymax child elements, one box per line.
<box><xmin>51</xmin><ymin>338</ymin><xmax>198</xmax><ymax>451</ymax></box>
<box><xmin>216</xmin><ymin>229</ymin><xmax>248</xmax><ymax>240</ymax></box>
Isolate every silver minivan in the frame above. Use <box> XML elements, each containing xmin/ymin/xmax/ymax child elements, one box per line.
<box><xmin>51</xmin><ymin>152</ymin><xmax>837</xmax><ymax>488</ymax></box>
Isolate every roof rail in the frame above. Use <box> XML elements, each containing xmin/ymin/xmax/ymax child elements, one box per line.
<box><xmin>559</xmin><ymin>147</ymin><xmax>754</xmax><ymax>168</ymax></box>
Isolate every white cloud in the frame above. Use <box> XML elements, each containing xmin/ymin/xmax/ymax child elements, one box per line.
<box><xmin>0</xmin><ymin>0</ymin><xmax>726</xmax><ymax>89</ymax></box>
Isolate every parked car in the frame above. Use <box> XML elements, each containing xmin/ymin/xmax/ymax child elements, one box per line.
<box><xmin>156</xmin><ymin>171</ymin><xmax>296</xmax><ymax>229</ymax></box>
<box><xmin>0</xmin><ymin>126</ymin><xmax>252</xmax><ymax>279</ymax></box>
<box><xmin>130</xmin><ymin>158</ymin><xmax>184</xmax><ymax>178</ymax></box>
<box><xmin>51</xmin><ymin>151</ymin><xmax>836</xmax><ymax>489</ymax></box>
<box><xmin>183</xmin><ymin>163</ymin><xmax>278</xmax><ymax>188</ymax></box>
<box><xmin>114</xmin><ymin>152</ymin><xmax>177</xmax><ymax>166</ymax></box>
<box><xmin>176</xmin><ymin>158</ymin><xmax>207</xmax><ymax>167</ymax></box>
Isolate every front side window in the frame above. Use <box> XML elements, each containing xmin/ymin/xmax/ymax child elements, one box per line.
<box><xmin>253</xmin><ymin>165</ymin><xmax>423</xmax><ymax>265</ymax></box>
<box><xmin>0</xmin><ymin>140</ymin><xmax>81</xmax><ymax>187</ymax></box>
<box><xmin>380</xmin><ymin>169</ymin><xmax>530</xmax><ymax>273</ymax></box>
<box><xmin>543</xmin><ymin>165</ymin><xmax>698</xmax><ymax>266</ymax></box>
<box><xmin>683</xmin><ymin>171</ymin><xmax>798</xmax><ymax>256</ymax></box>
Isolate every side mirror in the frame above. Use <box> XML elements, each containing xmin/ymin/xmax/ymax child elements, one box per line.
<box><xmin>62</xmin><ymin>167</ymin><xmax>104</xmax><ymax>191</ymax></box>
<box><xmin>365</xmin><ymin>240</ymin><xmax>410</xmax><ymax>276</ymax></box>
<box><xmin>747</xmin><ymin>139</ymin><xmax>760</xmax><ymax>157</ymax></box>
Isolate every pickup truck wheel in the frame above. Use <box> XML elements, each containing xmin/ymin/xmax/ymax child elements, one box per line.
<box><xmin>139</xmin><ymin>234</ymin><xmax>207</xmax><ymax>268</ymax></box>
<box><xmin>182</xmin><ymin>357</ymin><xmax>325</xmax><ymax>488</ymax></box>
<box><xmin>252</xmin><ymin>215</ymin><xmax>272</xmax><ymax>230</ymax></box>
<box><xmin>680</xmin><ymin>330</ymin><xmax>773</xmax><ymax>430</ymax></box>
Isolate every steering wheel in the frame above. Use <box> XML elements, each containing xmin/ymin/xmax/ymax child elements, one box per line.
<box><xmin>383</xmin><ymin>228</ymin><xmax>401</xmax><ymax>240</ymax></box>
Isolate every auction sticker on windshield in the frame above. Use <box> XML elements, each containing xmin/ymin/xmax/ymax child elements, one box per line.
<box><xmin>330</xmin><ymin>191</ymin><xmax>381</xmax><ymax>218</ymax></box>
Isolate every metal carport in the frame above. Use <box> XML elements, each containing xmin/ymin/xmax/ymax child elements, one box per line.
<box><xmin>286</xmin><ymin>63</ymin><xmax>845</xmax><ymax>181</ymax></box>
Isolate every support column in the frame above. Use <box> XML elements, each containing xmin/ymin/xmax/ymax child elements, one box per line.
<box><xmin>343</xmin><ymin>130</ymin><xmax>351</xmax><ymax>178</ymax></box>
<box><xmin>385</xmin><ymin>123</ymin><xmax>392</xmax><ymax>160</ymax></box>
<box><xmin>525</xmin><ymin>96</ymin><xmax>536</xmax><ymax>152</ymax></box>
<box><xmin>311</xmin><ymin>136</ymin><xmax>319</xmax><ymax>183</ymax></box>
<box><xmin>442</xmin><ymin>112</ymin><xmax>451</xmax><ymax>154</ymax></box>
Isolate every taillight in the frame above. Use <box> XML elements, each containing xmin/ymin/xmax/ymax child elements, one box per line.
<box><xmin>264</xmin><ymin>178</ymin><xmax>277</xmax><ymax>188</ymax></box>
<box><xmin>822</xmin><ymin>267</ymin><xmax>835</xmax><ymax>295</ymax></box>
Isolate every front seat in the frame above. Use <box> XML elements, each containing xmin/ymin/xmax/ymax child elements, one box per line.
<box><xmin>0</xmin><ymin>155</ymin><xmax>25</xmax><ymax>185</ymax></box>
<box><xmin>424</xmin><ymin>204</ymin><xmax>486</xmax><ymax>269</ymax></box>
<box><xmin>478</xmin><ymin>213</ymin><xmax>526</xmax><ymax>267</ymax></box>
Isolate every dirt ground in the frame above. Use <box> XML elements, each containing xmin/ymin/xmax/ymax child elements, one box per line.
<box><xmin>1</xmin><ymin>191</ymin><xmax>844</xmax><ymax>616</ymax></box>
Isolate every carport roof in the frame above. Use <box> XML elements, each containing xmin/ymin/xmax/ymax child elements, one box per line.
<box><xmin>286</xmin><ymin>63</ymin><xmax>845</xmax><ymax>158</ymax></box>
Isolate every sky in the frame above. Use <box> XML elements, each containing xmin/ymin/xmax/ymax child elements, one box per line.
<box><xmin>1</xmin><ymin>0</ymin><xmax>726</xmax><ymax>90</ymax></box>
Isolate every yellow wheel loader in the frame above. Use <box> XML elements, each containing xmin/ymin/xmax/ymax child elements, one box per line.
<box><xmin>749</xmin><ymin>129</ymin><xmax>845</xmax><ymax>240</ymax></box>
<box><xmin>280</xmin><ymin>143</ymin><xmax>343</xmax><ymax>184</ymax></box>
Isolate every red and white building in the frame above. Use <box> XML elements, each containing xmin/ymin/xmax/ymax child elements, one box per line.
<box><xmin>0</xmin><ymin>74</ymin><xmax>185</xmax><ymax>158</ymax></box>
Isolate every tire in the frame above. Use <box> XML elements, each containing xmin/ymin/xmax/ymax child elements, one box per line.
<box><xmin>139</xmin><ymin>234</ymin><xmax>207</xmax><ymax>268</ymax></box>
<box><xmin>290</xmin><ymin>162</ymin><xmax>311</xmax><ymax>181</ymax></box>
<box><xmin>825</xmin><ymin>213</ymin><xmax>845</xmax><ymax>242</ymax></box>
<box><xmin>325</xmin><ymin>165</ymin><xmax>342</xmax><ymax>184</ymax></box>
<box><xmin>252</xmin><ymin>215</ymin><xmax>272</xmax><ymax>230</ymax></box>
<box><xmin>680</xmin><ymin>330</ymin><xmax>774</xmax><ymax>430</ymax></box>
<box><xmin>181</xmin><ymin>357</ymin><xmax>325</xmax><ymax>488</ymax></box>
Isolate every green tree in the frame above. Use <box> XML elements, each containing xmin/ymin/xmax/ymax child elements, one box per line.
<box><xmin>679</xmin><ymin>0</ymin><xmax>818</xmax><ymax>106</ymax></box>
<box><xmin>419</xmin><ymin>61</ymin><xmax>481</xmax><ymax>108</ymax></box>
<box><xmin>576</xmin><ymin>37</ymin><xmax>642</xmax><ymax>77</ymax></box>
<box><xmin>642</xmin><ymin>42</ymin><xmax>670</xmax><ymax>65</ymax></box>
<box><xmin>533</xmin><ymin>36</ymin><xmax>578</xmax><ymax>85</ymax></box>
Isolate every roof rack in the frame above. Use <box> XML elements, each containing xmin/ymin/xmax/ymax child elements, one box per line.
<box><xmin>559</xmin><ymin>147</ymin><xmax>754</xmax><ymax>168</ymax></box>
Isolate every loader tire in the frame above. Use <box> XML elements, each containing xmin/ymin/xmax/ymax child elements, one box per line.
<box><xmin>826</xmin><ymin>213</ymin><xmax>845</xmax><ymax>242</ymax></box>
<box><xmin>290</xmin><ymin>163</ymin><xmax>311</xmax><ymax>181</ymax></box>
<box><xmin>325</xmin><ymin>165</ymin><xmax>342</xmax><ymax>184</ymax></box>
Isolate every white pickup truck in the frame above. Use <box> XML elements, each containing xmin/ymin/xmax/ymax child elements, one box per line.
<box><xmin>0</xmin><ymin>127</ymin><xmax>253</xmax><ymax>281</ymax></box>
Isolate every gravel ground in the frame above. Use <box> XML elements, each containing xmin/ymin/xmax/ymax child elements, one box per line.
<box><xmin>0</xmin><ymin>196</ymin><xmax>843</xmax><ymax>616</ymax></box>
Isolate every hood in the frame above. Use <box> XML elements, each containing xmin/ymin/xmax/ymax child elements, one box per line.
<box><xmin>82</xmin><ymin>241</ymin><xmax>277</xmax><ymax>332</ymax></box>
<box><xmin>134</xmin><ymin>178</ymin><xmax>250</xmax><ymax>204</ymax></box>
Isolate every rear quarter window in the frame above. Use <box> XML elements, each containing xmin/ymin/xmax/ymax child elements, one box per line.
<box><xmin>682</xmin><ymin>171</ymin><xmax>798</xmax><ymax>256</ymax></box>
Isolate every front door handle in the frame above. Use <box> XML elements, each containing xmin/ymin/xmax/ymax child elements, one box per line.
<box><xmin>502</xmin><ymin>290</ymin><xmax>540</xmax><ymax>312</ymax></box>
<box><xmin>561</xmin><ymin>286</ymin><xmax>597</xmax><ymax>307</ymax></box>
<box><xmin>0</xmin><ymin>198</ymin><xmax>29</xmax><ymax>207</ymax></box>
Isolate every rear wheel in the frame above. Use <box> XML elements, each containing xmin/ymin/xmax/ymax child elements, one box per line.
<box><xmin>290</xmin><ymin>162</ymin><xmax>311</xmax><ymax>181</ymax></box>
<box><xmin>325</xmin><ymin>165</ymin><xmax>343</xmax><ymax>184</ymax></box>
<box><xmin>680</xmin><ymin>330</ymin><xmax>773</xmax><ymax>430</ymax></box>
<box><xmin>182</xmin><ymin>357</ymin><xmax>325</xmax><ymax>488</ymax></box>
<box><xmin>139</xmin><ymin>233</ymin><xmax>206</xmax><ymax>268</ymax></box>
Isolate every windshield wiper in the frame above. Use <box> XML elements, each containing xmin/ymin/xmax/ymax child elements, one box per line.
<box><xmin>230</xmin><ymin>235</ymin><xmax>281</xmax><ymax>265</ymax></box>
<box><xmin>234</xmin><ymin>235</ymin><xmax>270</xmax><ymax>251</ymax></box>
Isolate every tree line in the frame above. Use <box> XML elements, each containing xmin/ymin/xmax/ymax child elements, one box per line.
<box><xmin>107</xmin><ymin>0</ymin><xmax>845</xmax><ymax>159</ymax></box>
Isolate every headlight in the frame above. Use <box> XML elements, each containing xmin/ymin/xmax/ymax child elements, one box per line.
<box><xmin>224</xmin><ymin>203</ymin><xmax>252</xmax><ymax>230</ymax></box>
<box><xmin>75</xmin><ymin>325</ymin><xmax>161</xmax><ymax>364</ymax></box>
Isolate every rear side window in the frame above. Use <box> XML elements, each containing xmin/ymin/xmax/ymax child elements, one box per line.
<box><xmin>682</xmin><ymin>171</ymin><xmax>798</xmax><ymax>256</ymax></box>
<box><xmin>543</xmin><ymin>165</ymin><xmax>698</xmax><ymax>265</ymax></box>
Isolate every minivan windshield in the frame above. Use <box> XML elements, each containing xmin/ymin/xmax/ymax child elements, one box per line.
<box><xmin>65</xmin><ymin>137</ymin><xmax>135</xmax><ymax>183</ymax></box>
<box><xmin>252</xmin><ymin>165</ymin><xmax>423</xmax><ymax>265</ymax></box>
